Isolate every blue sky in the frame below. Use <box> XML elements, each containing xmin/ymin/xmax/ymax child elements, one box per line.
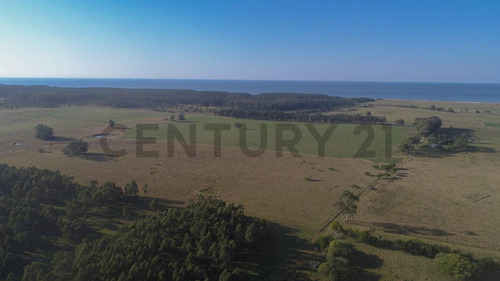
<box><xmin>0</xmin><ymin>0</ymin><xmax>499</xmax><ymax>82</ymax></box>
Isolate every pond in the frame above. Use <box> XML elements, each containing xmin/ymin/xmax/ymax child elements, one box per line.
<box><xmin>93</xmin><ymin>134</ymin><xmax>108</xmax><ymax>139</ymax></box>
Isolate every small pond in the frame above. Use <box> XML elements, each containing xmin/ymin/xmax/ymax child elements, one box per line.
<box><xmin>93</xmin><ymin>134</ymin><xmax>108</xmax><ymax>139</ymax></box>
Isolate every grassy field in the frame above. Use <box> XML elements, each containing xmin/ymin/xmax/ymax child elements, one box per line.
<box><xmin>0</xmin><ymin>106</ymin><xmax>404</xmax><ymax>235</ymax></box>
<box><xmin>122</xmin><ymin>114</ymin><xmax>411</xmax><ymax>160</ymax></box>
<box><xmin>347</xmin><ymin>100</ymin><xmax>500</xmax><ymax>254</ymax></box>
<box><xmin>2</xmin><ymin>103</ymin><xmax>500</xmax><ymax>279</ymax></box>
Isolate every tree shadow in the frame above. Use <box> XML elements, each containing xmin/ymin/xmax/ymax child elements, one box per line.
<box><xmin>353</xmin><ymin>249</ymin><xmax>384</xmax><ymax>269</ymax></box>
<box><xmin>155</xmin><ymin>197</ymin><xmax>184</xmax><ymax>206</ymax></box>
<box><xmin>464</xmin><ymin>230</ymin><xmax>477</xmax><ymax>236</ymax></box>
<box><xmin>372</xmin><ymin>222</ymin><xmax>454</xmax><ymax>237</ymax></box>
<box><xmin>348</xmin><ymin>247</ymin><xmax>383</xmax><ymax>280</ymax></box>
<box><xmin>438</xmin><ymin>127</ymin><xmax>473</xmax><ymax>138</ymax></box>
<box><xmin>81</xmin><ymin>153</ymin><xmax>115</xmax><ymax>162</ymax></box>
<box><xmin>476</xmin><ymin>260</ymin><xmax>500</xmax><ymax>281</ymax></box>
<box><xmin>355</xmin><ymin>271</ymin><xmax>381</xmax><ymax>281</ymax></box>
<box><xmin>237</xmin><ymin>224</ymin><xmax>308</xmax><ymax>281</ymax></box>
<box><xmin>51</xmin><ymin>136</ymin><xmax>74</xmax><ymax>141</ymax></box>
<box><xmin>467</xmin><ymin>146</ymin><xmax>496</xmax><ymax>153</ymax></box>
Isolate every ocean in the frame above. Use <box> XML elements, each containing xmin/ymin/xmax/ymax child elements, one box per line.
<box><xmin>1</xmin><ymin>78</ymin><xmax>500</xmax><ymax>103</ymax></box>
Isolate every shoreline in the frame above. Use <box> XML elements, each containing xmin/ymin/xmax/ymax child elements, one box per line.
<box><xmin>1</xmin><ymin>81</ymin><xmax>499</xmax><ymax>105</ymax></box>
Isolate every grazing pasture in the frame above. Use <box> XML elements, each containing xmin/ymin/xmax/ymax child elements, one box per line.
<box><xmin>0</xmin><ymin>106</ymin><xmax>405</xmax><ymax>236</ymax></box>
<box><xmin>349</xmin><ymin>100</ymin><xmax>500</xmax><ymax>253</ymax></box>
<box><xmin>123</xmin><ymin>115</ymin><xmax>411</xmax><ymax>159</ymax></box>
<box><xmin>2</xmin><ymin>102</ymin><xmax>500</xmax><ymax>279</ymax></box>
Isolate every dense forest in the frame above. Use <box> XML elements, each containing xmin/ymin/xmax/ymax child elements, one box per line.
<box><xmin>0</xmin><ymin>164</ymin><xmax>271</xmax><ymax>281</ymax></box>
<box><xmin>0</xmin><ymin>84</ymin><xmax>371</xmax><ymax>111</ymax></box>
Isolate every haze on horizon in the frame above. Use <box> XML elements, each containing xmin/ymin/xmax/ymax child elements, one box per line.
<box><xmin>0</xmin><ymin>0</ymin><xmax>499</xmax><ymax>83</ymax></box>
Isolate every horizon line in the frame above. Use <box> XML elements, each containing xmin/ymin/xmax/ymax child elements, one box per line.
<box><xmin>1</xmin><ymin>77</ymin><xmax>500</xmax><ymax>85</ymax></box>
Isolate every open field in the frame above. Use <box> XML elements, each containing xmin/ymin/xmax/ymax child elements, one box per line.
<box><xmin>348</xmin><ymin>99</ymin><xmax>500</xmax><ymax>128</ymax></box>
<box><xmin>122</xmin><ymin>115</ymin><xmax>411</xmax><ymax>160</ymax></box>
<box><xmin>344</xmin><ymin>100</ymin><xmax>500</xmax><ymax>254</ymax></box>
<box><xmin>0</xmin><ymin>106</ymin><xmax>403</xmax><ymax>236</ymax></box>
<box><xmin>2</xmin><ymin>103</ymin><xmax>500</xmax><ymax>279</ymax></box>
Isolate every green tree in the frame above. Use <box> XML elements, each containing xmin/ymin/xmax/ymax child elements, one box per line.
<box><xmin>245</xmin><ymin>223</ymin><xmax>256</xmax><ymax>243</ymax></box>
<box><xmin>435</xmin><ymin>253</ymin><xmax>479</xmax><ymax>281</ymax></box>
<box><xmin>414</xmin><ymin>116</ymin><xmax>442</xmax><ymax>136</ymax></box>
<box><xmin>318</xmin><ymin>257</ymin><xmax>352</xmax><ymax>281</ymax></box>
<box><xmin>124</xmin><ymin>181</ymin><xmax>139</xmax><ymax>197</ymax></box>
<box><xmin>450</xmin><ymin>133</ymin><xmax>468</xmax><ymax>152</ymax></box>
<box><xmin>395</xmin><ymin>119</ymin><xmax>405</xmax><ymax>126</ymax></box>
<box><xmin>335</xmin><ymin>190</ymin><xmax>359</xmax><ymax>221</ymax></box>
<box><xmin>149</xmin><ymin>199</ymin><xmax>160</xmax><ymax>211</ymax></box>
<box><xmin>178</xmin><ymin>112</ymin><xmax>185</xmax><ymax>121</ymax></box>
<box><xmin>34</xmin><ymin>124</ymin><xmax>54</xmax><ymax>140</ymax></box>
<box><xmin>62</xmin><ymin>139</ymin><xmax>89</xmax><ymax>156</ymax></box>
<box><xmin>6</xmin><ymin>273</ymin><xmax>15</xmax><ymax>281</ymax></box>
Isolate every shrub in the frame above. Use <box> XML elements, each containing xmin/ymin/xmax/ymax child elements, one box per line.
<box><xmin>330</xmin><ymin>221</ymin><xmax>345</xmax><ymax>233</ymax></box>
<box><xmin>327</xmin><ymin>240</ymin><xmax>354</xmax><ymax>260</ymax></box>
<box><xmin>318</xmin><ymin>257</ymin><xmax>352</xmax><ymax>281</ymax></box>
<box><xmin>63</xmin><ymin>139</ymin><xmax>89</xmax><ymax>156</ymax></box>
<box><xmin>395</xmin><ymin>119</ymin><xmax>405</xmax><ymax>126</ymax></box>
<box><xmin>304</xmin><ymin>176</ymin><xmax>314</xmax><ymax>181</ymax></box>
<box><xmin>34</xmin><ymin>124</ymin><xmax>54</xmax><ymax>140</ymax></box>
<box><xmin>435</xmin><ymin>253</ymin><xmax>479</xmax><ymax>281</ymax></box>
<box><xmin>315</xmin><ymin>235</ymin><xmax>333</xmax><ymax>251</ymax></box>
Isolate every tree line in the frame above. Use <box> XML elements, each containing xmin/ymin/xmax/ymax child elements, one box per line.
<box><xmin>214</xmin><ymin>108</ymin><xmax>387</xmax><ymax>124</ymax></box>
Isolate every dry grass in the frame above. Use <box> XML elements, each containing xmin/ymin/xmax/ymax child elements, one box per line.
<box><xmin>1</xmin><ymin>137</ymin><xmax>376</xmax><ymax>236</ymax></box>
<box><xmin>3</xmin><ymin>103</ymin><xmax>500</xmax><ymax>278</ymax></box>
<box><xmin>346</xmin><ymin>100</ymin><xmax>500</xmax><ymax>254</ymax></box>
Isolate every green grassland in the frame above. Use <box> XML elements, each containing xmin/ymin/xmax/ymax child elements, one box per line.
<box><xmin>123</xmin><ymin>115</ymin><xmax>412</xmax><ymax>160</ymax></box>
<box><xmin>0</xmin><ymin>106</ymin><xmax>162</xmax><ymax>144</ymax></box>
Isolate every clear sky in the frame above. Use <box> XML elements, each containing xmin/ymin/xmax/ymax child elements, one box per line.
<box><xmin>0</xmin><ymin>0</ymin><xmax>499</xmax><ymax>82</ymax></box>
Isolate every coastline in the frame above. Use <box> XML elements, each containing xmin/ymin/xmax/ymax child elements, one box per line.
<box><xmin>1</xmin><ymin>79</ymin><xmax>500</xmax><ymax>104</ymax></box>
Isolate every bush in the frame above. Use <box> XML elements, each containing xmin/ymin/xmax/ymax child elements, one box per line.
<box><xmin>63</xmin><ymin>139</ymin><xmax>89</xmax><ymax>156</ymax></box>
<box><xmin>318</xmin><ymin>241</ymin><xmax>355</xmax><ymax>281</ymax></box>
<box><xmin>34</xmin><ymin>124</ymin><xmax>54</xmax><ymax>140</ymax></box>
<box><xmin>330</xmin><ymin>221</ymin><xmax>345</xmax><ymax>233</ymax></box>
<box><xmin>435</xmin><ymin>253</ymin><xmax>479</xmax><ymax>281</ymax></box>
<box><xmin>395</xmin><ymin>119</ymin><xmax>405</xmax><ymax>126</ymax></box>
<box><xmin>318</xmin><ymin>257</ymin><xmax>352</xmax><ymax>281</ymax></box>
<box><xmin>315</xmin><ymin>235</ymin><xmax>333</xmax><ymax>251</ymax></box>
<box><xmin>413</xmin><ymin>116</ymin><xmax>442</xmax><ymax>136</ymax></box>
<box><xmin>327</xmin><ymin>240</ymin><xmax>354</xmax><ymax>260</ymax></box>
